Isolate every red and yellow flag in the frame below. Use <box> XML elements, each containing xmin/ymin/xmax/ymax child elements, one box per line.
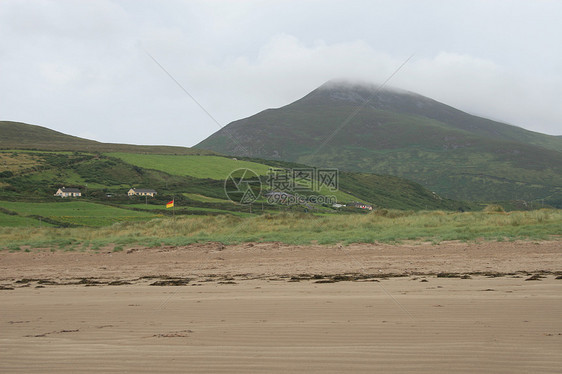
<box><xmin>166</xmin><ymin>200</ymin><xmax>174</xmax><ymax>208</ymax></box>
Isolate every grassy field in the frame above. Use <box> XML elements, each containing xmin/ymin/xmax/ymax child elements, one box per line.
<box><xmin>0</xmin><ymin>201</ymin><xmax>160</xmax><ymax>227</ymax></box>
<box><xmin>1</xmin><ymin>209</ymin><xmax>560</xmax><ymax>250</ymax></box>
<box><xmin>183</xmin><ymin>193</ymin><xmax>233</xmax><ymax>203</ymax></box>
<box><xmin>0</xmin><ymin>211</ymin><xmax>54</xmax><ymax>227</ymax></box>
<box><xmin>106</xmin><ymin>153</ymin><xmax>272</xmax><ymax>179</ymax></box>
<box><xmin>126</xmin><ymin>203</ymin><xmax>171</xmax><ymax>210</ymax></box>
<box><xmin>124</xmin><ymin>203</ymin><xmax>251</xmax><ymax>216</ymax></box>
<box><xmin>103</xmin><ymin>153</ymin><xmax>364</xmax><ymax>205</ymax></box>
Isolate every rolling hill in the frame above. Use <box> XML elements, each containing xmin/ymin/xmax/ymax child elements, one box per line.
<box><xmin>195</xmin><ymin>80</ymin><xmax>562</xmax><ymax>207</ymax></box>
<box><xmin>0</xmin><ymin>121</ymin><xmax>214</xmax><ymax>155</ymax></box>
<box><xmin>0</xmin><ymin>121</ymin><xmax>475</xmax><ymax>216</ymax></box>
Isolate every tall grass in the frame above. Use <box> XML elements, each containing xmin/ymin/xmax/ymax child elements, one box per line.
<box><xmin>0</xmin><ymin>209</ymin><xmax>560</xmax><ymax>250</ymax></box>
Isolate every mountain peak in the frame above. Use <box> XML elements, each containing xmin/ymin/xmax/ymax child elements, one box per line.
<box><xmin>320</xmin><ymin>79</ymin><xmax>415</xmax><ymax>96</ymax></box>
<box><xmin>295</xmin><ymin>79</ymin><xmax>425</xmax><ymax>110</ymax></box>
<box><xmin>195</xmin><ymin>81</ymin><xmax>562</xmax><ymax>204</ymax></box>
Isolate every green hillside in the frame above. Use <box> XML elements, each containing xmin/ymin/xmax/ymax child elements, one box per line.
<box><xmin>0</xmin><ymin>151</ymin><xmax>230</xmax><ymax>201</ymax></box>
<box><xmin>0</xmin><ymin>147</ymin><xmax>474</xmax><ymax>228</ymax></box>
<box><xmin>0</xmin><ymin>121</ymin><xmax>215</xmax><ymax>155</ymax></box>
<box><xmin>0</xmin><ymin>118</ymin><xmax>485</xmax><ymax>230</ymax></box>
<box><xmin>195</xmin><ymin>80</ymin><xmax>562</xmax><ymax>207</ymax></box>
<box><xmin>0</xmin><ymin>119</ymin><xmax>477</xmax><ymax>212</ymax></box>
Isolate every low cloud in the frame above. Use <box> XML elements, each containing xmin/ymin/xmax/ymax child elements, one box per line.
<box><xmin>0</xmin><ymin>1</ymin><xmax>560</xmax><ymax>147</ymax></box>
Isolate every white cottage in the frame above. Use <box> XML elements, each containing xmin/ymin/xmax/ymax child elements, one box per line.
<box><xmin>128</xmin><ymin>188</ymin><xmax>157</xmax><ymax>197</ymax></box>
<box><xmin>54</xmin><ymin>187</ymin><xmax>81</xmax><ymax>198</ymax></box>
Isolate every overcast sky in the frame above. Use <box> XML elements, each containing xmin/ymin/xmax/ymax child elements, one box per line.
<box><xmin>1</xmin><ymin>0</ymin><xmax>561</xmax><ymax>147</ymax></box>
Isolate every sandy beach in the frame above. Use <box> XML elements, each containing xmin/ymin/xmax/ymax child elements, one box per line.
<box><xmin>1</xmin><ymin>240</ymin><xmax>561</xmax><ymax>373</ymax></box>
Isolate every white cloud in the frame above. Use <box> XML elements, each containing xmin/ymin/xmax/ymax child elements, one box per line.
<box><xmin>0</xmin><ymin>0</ymin><xmax>560</xmax><ymax>148</ymax></box>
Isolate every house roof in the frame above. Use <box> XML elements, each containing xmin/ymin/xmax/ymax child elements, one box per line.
<box><xmin>60</xmin><ymin>188</ymin><xmax>80</xmax><ymax>193</ymax></box>
<box><xmin>131</xmin><ymin>188</ymin><xmax>157</xmax><ymax>193</ymax></box>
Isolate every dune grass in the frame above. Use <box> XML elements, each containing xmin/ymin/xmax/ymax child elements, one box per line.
<box><xmin>0</xmin><ymin>209</ymin><xmax>560</xmax><ymax>250</ymax></box>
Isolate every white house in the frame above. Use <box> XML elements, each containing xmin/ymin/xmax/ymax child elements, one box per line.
<box><xmin>54</xmin><ymin>187</ymin><xmax>81</xmax><ymax>198</ymax></box>
<box><xmin>128</xmin><ymin>188</ymin><xmax>157</xmax><ymax>197</ymax></box>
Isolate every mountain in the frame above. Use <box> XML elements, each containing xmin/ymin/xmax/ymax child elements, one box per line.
<box><xmin>195</xmin><ymin>80</ymin><xmax>562</xmax><ymax>206</ymax></box>
<box><xmin>0</xmin><ymin>121</ymin><xmax>214</xmax><ymax>155</ymax></box>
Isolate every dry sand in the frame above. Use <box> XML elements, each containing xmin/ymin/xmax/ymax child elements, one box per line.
<box><xmin>1</xmin><ymin>240</ymin><xmax>561</xmax><ymax>373</ymax></box>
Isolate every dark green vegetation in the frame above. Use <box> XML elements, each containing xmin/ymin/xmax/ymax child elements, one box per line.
<box><xmin>0</xmin><ymin>148</ymin><xmax>472</xmax><ymax>228</ymax></box>
<box><xmin>239</xmin><ymin>156</ymin><xmax>473</xmax><ymax>211</ymax></box>
<box><xmin>0</xmin><ymin>121</ymin><xmax>215</xmax><ymax>155</ymax></box>
<box><xmin>0</xmin><ymin>119</ymin><xmax>479</xmax><ymax>228</ymax></box>
<box><xmin>196</xmin><ymin>80</ymin><xmax>562</xmax><ymax>207</ymax></box>
<box><xmin>0</xmin><ymin>150</ymin><xmax>251</xmax><ymax>226</ymax></box>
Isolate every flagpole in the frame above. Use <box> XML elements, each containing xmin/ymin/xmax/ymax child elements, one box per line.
<box><xmin>173</xmin><ymin>197</ymin><xmax>175</xmax><ymax>220</ymax></box>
